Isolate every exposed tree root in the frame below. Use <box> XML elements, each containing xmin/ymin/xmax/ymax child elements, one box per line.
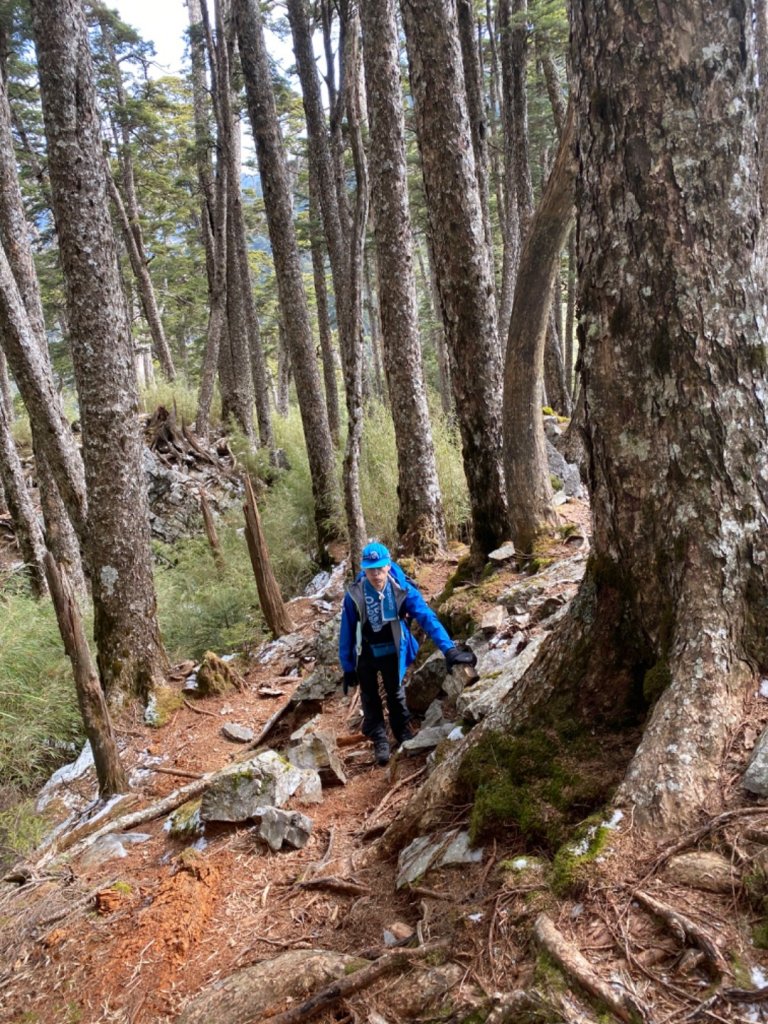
<box><xmin>632</xmin><ymin>890</ymin><xmax>727</xmax><ymax>975</ymax></box>
<box><xmin>253</xmin><ymin>942</ymin><xmax>449</xmax><ymax>1024</ymax></box>
<box><xmin>533</xmin><ymin>913</ymin><xmax>651</xmax><ymax>1023</ymax></box>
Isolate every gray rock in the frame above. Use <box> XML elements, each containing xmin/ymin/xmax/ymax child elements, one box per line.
<box><xmin>285</xmin><ymin>730</ymin><xmax>347</xmax><ymax>785</ymax></box>
<box><xmin>222</xmin><ymin>723</ymin><xmax>254</xmax><ymax>743</ymax></box>
<box><xmin>457</xmin><ymin>636</ymin><xmax>545</xmax><ymax>722</ymax></box>
<box><xmin>79</xmin><ymin>832</ymin><xmax>151</xmax><ymax>870</ymax></box>
<box><xmin>546</xmin><ymin>439</ymin><xmax>583</xmax><ymax>498</ymax></box>
<box><xmin>397</xmin><ymin>828</ymin><xmax>483</xmax><ymax>888</ymax></box>
<box><xmin>37</xmin><ymin>742</ymin><xmax>95</xmax><ymax>812</ymax></box>
<box><xmin>488</xmin><ymin>542</ymin><xmax>516</xmax><ymax>563</ymax></box>
<box><xmin>315</xmin><ymin>613</ymin><xmax>342</xmax><ymax>666</ymax></box>
<box><xmin>401</xmin><ymin>723</ymin><xmax>456</xmax><ymax>753</ymax></box>
<box><xmin>290</xmin><ymin>667</ymin><xmax>338</xmax><ymax>703</ymax></box>
<box><xmin>531</xmin><ymin>594</ymin><xmax>568</xmax><ymax>624</ymax></box>
<box><xmin>745</xmin><ymin>727</ymin><xmax>768</xmax><ymax>795</ymax></box>
<box><xmin>423</xmin><ymin>700</ymin><xmax>446</xmax><ymax>728</ymax></box>
<box><xmin>165</xmin><ymin>800</ymin><xmax>203</xmax><ymax>838</ymax></box>
<box><xmin>200</xmin><ymin>751</ymin><xmax>321</xmax><ymax>822</ymax></box>
<box><xmin>406</xmin><ymin>652</ymin><xmax>447</xmax><ymax>714</ymax></box>
<box><xmin>543</xmin><ymin>415</ymin><xmax>562</xmax><ymax>440</ymax></box>
<box><xmin>480</xmin><ymin>606</ymin><xmax>506</xmax><ymax>635</ymax></box>
<box><xmin>253</xmin><ymin>807</ymin><xmax>312</xmax><ymax>851</ymax></box>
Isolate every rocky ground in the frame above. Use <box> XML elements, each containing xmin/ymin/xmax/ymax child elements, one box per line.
<box><xmin>2</xmin><ymin>496</ymin><xmax>768</xmax><ymax>1024</ymax></box>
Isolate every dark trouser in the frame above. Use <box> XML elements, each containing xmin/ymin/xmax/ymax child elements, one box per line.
<box><xmin>357</xmin><ymin>653</ymin><xmax>411</xmax><ymax>744</ymax></box>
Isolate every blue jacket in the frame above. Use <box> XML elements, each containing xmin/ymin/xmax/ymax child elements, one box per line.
<box><xmin>338</xmin><ymin>562</ymin><xmax>453</xmax><ymax>683</ymax></box>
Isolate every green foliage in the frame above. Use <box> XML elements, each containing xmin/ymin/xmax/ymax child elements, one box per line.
<box><xmin>153</xmin><ymin>528</ymin><xmax>264</xmax><ymax>662</ymax></box>
<box><xmin>0</xmin><ymin>797</ymin><xmax>49</xmax><ymax>859</ymax></box>
<box><xmin>140</xmin><ymin>379</ymin><xmax>204</xmax><ymax>425</ymax></box>
<box><xmin>550</xmin><ymin>815</ymin><xmax>610</xmax><ymax>896</ymax></box>
<box><xmin>0</xmin><ymin>594</ymin><xmax>83</xmax><ymax>790</ymax></box>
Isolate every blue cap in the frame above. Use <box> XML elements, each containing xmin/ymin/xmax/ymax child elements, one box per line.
<box><xmin>361</xmin><ymin>542</ymin><xmax>391</xmax><ymax>569</ymax></box>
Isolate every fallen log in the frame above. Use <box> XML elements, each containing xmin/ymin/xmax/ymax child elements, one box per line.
<box><xmin>296</xmin><ymin>876</ymin><xmax>369</xmax><ymax>896</ymax></box>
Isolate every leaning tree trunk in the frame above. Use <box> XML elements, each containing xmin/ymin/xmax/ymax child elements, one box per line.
<box><xmin>0</xmin><ymin>386</ymin><xmax>47</xmax><ymax>596</ymax></box>
<box><xmin>503</xmin><ymin>103</ymin><xmax>574</xmax><ymax>554</ymax></box>
<box><xmin>235</xmin><ymin>0</ymin><xmax>340</xmax><ymax>557</ymax></box>
<box><xmin>31</xmin><ymin>0</ymin><xmax>168</xmax><ymax>701</ymax></box>
<box><xmin>401</xmin><ymin>0</ymin><xmax>509</xmax><ymax>562</ymax></box>
<box><xmin>0</xmin><ymin>69</ymin><xmax>86</xmax><ymax>593</ymax></box>
<box><xmin>360</xmin><ymin>0</ymin><xmax>447</xmax><ymax>557</ymax></box>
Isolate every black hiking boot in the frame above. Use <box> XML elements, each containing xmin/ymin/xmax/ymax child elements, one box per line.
<box><xmin>373</xmin><ymin>737</ymin><xmax>391</xmax><ymax>766</ymax></box>
<box><xmin>395</xmin><ymin>722</ymin><xmax>417</xmax><ymax>746</ymax></box>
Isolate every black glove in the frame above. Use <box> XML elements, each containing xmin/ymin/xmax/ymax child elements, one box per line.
<box><xmin>343</xmin><ymin>670</ymin><xmax>358</xmax><ymax>695</ymax></box>
<box><xmin>445</xmin><ymin>645</ymin><xmax>477</xmax><ymax>673</ymax></box>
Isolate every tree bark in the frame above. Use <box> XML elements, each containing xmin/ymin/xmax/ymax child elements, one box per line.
<box><xmin>503</xmin><ymin>102</ymin><xmax>575</xmax><ymax>553</ymax></box>
<box><xmin>31</xmin><ymin>0</ymin><xmax>169</xmax><ymax>701</ymax></box>
<box><xmin>0</xmin><ymin>393</ymin><xmax>47</xmax><ymax>595</ymax></box>
<box><xmin>360</xmin><ymin>0</ymin><xmax>447</xmax><ymax>556</ymax></box>
<box><xmin>401</xmin><ymin>0</ymin><xmax>509</xmax><ymax>561</ymax></box>
<box><xmin>415</xmin><ymin>237</ymin><xmax>452</xmax><ymax>418</ymax></box>
<box><xmin>457</xmin><ymin>0</ymin><xmax>495</xmax><ymax>283</ymax></box>
<box><xmin>243</xmin><ymin>475</ymin><xmax>294</xmax><ymax>638</ymax></box>
<box><xmin>571</xmin><ymin>0</ymin><xmax>768</xmax><ymax>830</ymax></box>
<box><xmin>43</xmin><ymin>553</ymin><xmax>128</xmax><ymax>797</ymax></box>
<box><xmin>0</xmin><ymin>68</ymin><xmax>86</xmax><ymax>594</ymax></box>
<box><xmin>235</xmin><ymin>0</ymin><xmax>340</xmax><ymax>558</ymax></box>
<box><xmin>308</xmin><ymin>173</ymin><xmax>341</xmax><ymax>447</ymax></box>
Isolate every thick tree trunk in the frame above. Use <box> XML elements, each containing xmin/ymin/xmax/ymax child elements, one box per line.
<box><xmin>564</xmin><ymin>229</ymin><xmax>575</xmax><ymax>397</ymax></box>
<box><xmin>415</xmin><ymin>238</ymin><xmax>452</xmax><ymax>418</ymax></box>
<box><xmin>360</xmin><ymin>0</ymin><xmax>447</xmax><ymax>557</ymax></box>
<box><xmin>236</xmin><ymin>0</ymin><xmax>340</xmax><ymax>557</ymax></box>
<box><xmin>31</xmin><ymin>0</ymin><xmax>168</xmax><ymax>701</ymax></box>
<box><xmin>503</xmin><ymin>103</ymin><xmax>575</xmax><ymax>553</ymax></box>
<box><xmin>401</xmin><ymin>0</ymin><xmax>509</xmax><ymax>561</ymax></box>
<box><xmin>572</xmin><ymin>0</ymin><xmax>768</xmax><ymax>830</ymax></box>
<box><xmin>543</xmin><ymin>310</ymin><xmax>571</xmax><ymax>417</ymax></box>
<box><xmin>362</xmin><ymin>249</ymin><xmax>386</xmax><ymax>403</ymax></box>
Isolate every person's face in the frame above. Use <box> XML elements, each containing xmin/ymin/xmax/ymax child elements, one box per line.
<box><xmin>364</xmin><ymin>564</ymin><xmax>390</xmax><ymax>592</ymax></box>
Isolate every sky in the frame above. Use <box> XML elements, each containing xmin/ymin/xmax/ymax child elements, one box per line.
<box><xmin>112</xmin><ymin>0</ymin><xmax>189</xmax><ymax>75</ymax></box>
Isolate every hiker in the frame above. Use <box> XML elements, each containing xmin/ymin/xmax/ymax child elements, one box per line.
<box><xmin>338</xmin><ymin>542</ymin><xmax>477</xmax><ymax>766</ymax></box>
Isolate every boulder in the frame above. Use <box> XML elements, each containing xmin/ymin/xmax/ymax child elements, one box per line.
<box><xmin>480</xmin><ymin>606</ymin><xmax>506</xmax><ymax>635</ymax></box>
<box><xmin>546</xmin><ymin>439</ymin><xmax>583</xmax><ymax>498</ymax></box>
<box><xmin>253</xmin><ymin>807</ymin><xmax>312</xmax><ymax>851</ymax></box>
<box><xmin>488</xmin><ymin>542</ymin><xmax>516</xmax><ymax>564</ymax></box>
<box><xmin>79</xmin><ymin>832</ymin><xmax>151</xmax><ymax>870</ymax></box>
<box><xmin>200</xmin><ymin>751</ymin><xmax>322</xmax><ymax>823</ymax></box>
<box><xmin>315</xmin><ymin>613</ymin><xmax>342</xmax><ymax>666</ymax></box>
<box><xmin>222</xmin><ymin>723</ymin><xmax>254</xmax><ymax>744</ymax></box>
<box><xmin>406</xmin><ymin>652</ymin><xmax>447</xmax><ymax>714</ymax></box>
<box><xmin>290</xmin><ymin>667</ymin><xmax>338</xmax><ymax>704</ymax></box>
<box><xmin>285</xmin><ymin>730</ymin><xmax>347</xmax><ymax>785</ymax></box>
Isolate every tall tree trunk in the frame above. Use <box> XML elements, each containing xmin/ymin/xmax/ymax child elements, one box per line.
<box><xmin>97</xmin><ymin>16</ymin><xmax>176</xmax><ymax>382</ymax></box>
<box><xmin>339</xmin><ymin>2</ymin><xmax>368</xmax><ymax>574</ymax></box>
<box><xmin>286</xmin><ymin>0</ymin><xmax>365</xmax><ymax>564</ymax></box>
<box><xmin>415</xmin><ymin>237</ymin><xmax>452</xmax><ymax>417</ymax></box>
<box><xmin>564</xmin><ymin>229</ymin><xmax>575</xmax><ymax>397</ymax></box>
<box><xmin>0</xmin><ymin>68</ymin><xmax>86</xmax><ymax>593</ymax></box>
<box><xmin>31</xmin><ymin>0</ymin><xmax>168</xmax><ymax>701</ymax></box>
<box><xmin>457</xmin><ymin>0</ymin><xmax>494</xmax><ymax>280</ymax></box>
<box><xmin>308</xmin><ymin>173</ymin><xmax>341</xmax><ymax>447</ymax></box>
<box><xmin>188</xmin><ymin>0</ymin><xmax>217</xmax><ymax>292</ymax></box>
<box><xmin>361</xmin><ymin>0</ymin><xmax>447</xmax><ymax>557</ymax></box>
<box><xmin>363</xmin><ymin>248</ymin><xmax>385</xmax><ymax>403</ymax></box>
<box><xmin>276</xmin><ymin>322</ymin><xmax>291</xmax><ymax>417</ymax></box>
<box><xmin>235</xmin><ymin>0</ymin><xmax>340</xmax><ymax>557</ymax></box>
<box><xmin>401</xmin><ymin>0</ymin><xmax>509</xmax><ymax>561</ymax></box>
<box><xmin>503</xmin><ymin>103</ymin><xmax>575</xmax><ymax>553</ymax></box>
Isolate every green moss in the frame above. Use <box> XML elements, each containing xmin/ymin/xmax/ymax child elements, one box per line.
<box><xmin>550</xmin><ymin>474</ymin><xmax>564</xmax><ymax>492</ymax></box>
<box><xmin>550</xmin><ymin>815</ymin><xmax>611</xmax><ymax>897</ymax></box>
<box><xmin>542</xmin><ymin>406</ymin><xmax>555</xmax><ymax>416</ymax></box>
<box><xmin>144</xmin><ymin>684</ymin><xmax>184</xmax><ymax>727</ymax></box>
<box><xmin>642</xmin><ymin>660</ymin><xmax>671</xmax><ymax>706</ymax></box>
<box><xmin>112</xmin><ymin>880</ymin><xmax>133</xmax><ymax>895</ymax></box>
<box><xmin>752</xmin><ymin>921</ymin><xmax>768</xmax><ymax>949</ymax></box>
<box><xmin>459</xmin><ymin>730</ymin><xmax>610</xmax><ymax>849</ymax></box>
<box><xmin>167</xmin><ymin>799</ymin><xmax>203</xmax><ymax>838</ymax></box>
<box><xmin>527</xmin><ymin>557</ymin><xmax>555</xmax><ymax>575</ymax></box>
<box><xmin>557</xmin><ymin>523</ymin><xmax>580</xmax><ymax>539</ymax></box>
